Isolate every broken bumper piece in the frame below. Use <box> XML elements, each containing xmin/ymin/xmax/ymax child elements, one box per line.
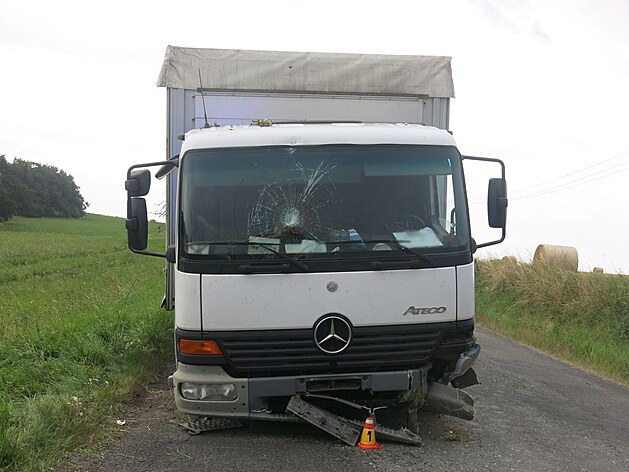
<box><xmin>286</xmin><ymin>395</ymin><xmax>423</xmax><ymax>446</ymax></box>
<box><xmin>424</xmin><ymin>381</ymin><xmax>475</xmax><ymax>420</ymax></box>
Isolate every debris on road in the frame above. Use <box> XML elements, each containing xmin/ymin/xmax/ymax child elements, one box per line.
<box><xmin>286</xmin><ymin>394</ymin><xmax>423</xmax><ymax>447</ymax></box>
<box><xmin>286</xmin><ymin>395</ymin><xmax>361</xmax><ymax>446</ymax></box>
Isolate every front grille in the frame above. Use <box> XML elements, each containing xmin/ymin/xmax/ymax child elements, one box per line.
<box><xmin>215</xmin><ymin>323</ymin><xmax>447</xmax><ymax>378</ymax></box>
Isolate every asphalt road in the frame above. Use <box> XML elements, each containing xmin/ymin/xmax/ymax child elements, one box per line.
<box><xmin>62</xmin><ymin>328</ymin><xmax>629</xmax><ymax>471</ymax></box>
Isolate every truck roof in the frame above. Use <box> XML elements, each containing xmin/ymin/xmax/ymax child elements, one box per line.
<box><xmin>158</xmin><ymin>46</ymin><xmax>455</xmax><ymax>98</ymax></box>
<box><xmin>180</xmin><ymin>123</ymin><xmax>457</xmax><ymax>153</ymax></box>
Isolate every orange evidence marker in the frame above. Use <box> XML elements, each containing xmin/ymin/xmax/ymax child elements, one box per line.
<box><xmin>357</xmin><ymin>416</ymin><xmax>383</xmax><ymax>450</ymax></box>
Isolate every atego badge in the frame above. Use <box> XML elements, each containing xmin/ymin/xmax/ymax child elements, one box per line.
<box><xmin>403</xmin><ymin>306</ymin><xmax>447</xmax><ymax>316</ymax></box>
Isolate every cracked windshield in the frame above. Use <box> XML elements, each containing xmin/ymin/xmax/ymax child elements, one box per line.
<box><xmin>180</xmin><ymin>145</ymin><xmax>468</xmax><ymax>259</ymax></box>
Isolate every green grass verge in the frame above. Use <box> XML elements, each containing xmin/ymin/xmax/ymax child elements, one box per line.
<box><xmin>0</xmin><ymin>215</ymin><xmax>172</xmax><ymax>471</ymax></box>
<box><xmin>475</xmin><ymin>258</ymin><xmax>629</xmax><ymax>385</ymax></box>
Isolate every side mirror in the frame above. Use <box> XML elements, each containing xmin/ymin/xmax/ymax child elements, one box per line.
<box><xmin>487</xmin><ymin>178</ymin><xmax>508</xmax><ymax>228</ymax></box>
<box><xmin>124</xmin><ymin>159</ymin><xmax>178</xmax><ymax>259</ymax></box>
<box><xmin>461</xmin><ymin>155</ymin><xmax>507</xmax><ymax>249</ymax></box>
<box><xmin>125</xmin><ymin>169</ymin><xmax>151</xmax><ymax>197</ymax></box>
<box><xmin>155</xmin><ymin>157</ymin><xmax>179</xmax><ymax>180</ymax></box>
<box><xmin>125</xmin><ymin>198</ymin><xmax>148</xmax><ymax>250</ymax></box>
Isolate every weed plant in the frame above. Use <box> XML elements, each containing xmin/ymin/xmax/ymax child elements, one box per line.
<box><xmin>475</xmin><ymin>258</ymin><xmax>629</xmax><ymax>385</ymax></box>
<box><xmin>0</xmin><ymin>215</ymin><xmax>173</xmax><ymax>471</ymax></box>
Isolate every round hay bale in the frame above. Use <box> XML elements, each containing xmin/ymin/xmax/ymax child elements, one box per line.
<box><xmin>593</xmin><ymin>267</ymin><xmax>604</xmax><ymax>274</ymax></box>
<box><xmin>502</xmin><ymin>256</ymin><xmax>518</xmax><ymax>264</ymax></box>
<box><xmin>533</xmin><ymin>244</ymin><xmax>578</xmax><ymax>271</ymax></box>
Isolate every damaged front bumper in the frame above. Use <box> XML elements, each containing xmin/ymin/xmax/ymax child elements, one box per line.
<box><xmin>170</xmin><ymin>342</ymin><xmax>482</xmax><ymax>422</ymax></box>
<box><xmin>170</xmin><ymin>362</ymin><xmax>430</xmax><ymax>418</ymax></box>
<box><xmin>442</xmin><ymin>342</ymin><xmax>481</xmax><ymax>387</ymax></box>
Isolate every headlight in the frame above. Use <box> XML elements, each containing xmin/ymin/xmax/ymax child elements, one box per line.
<box><xmin>179</xmin><ymin>383</ymin><xmax>238</xmax><ymax>401</ymax></box>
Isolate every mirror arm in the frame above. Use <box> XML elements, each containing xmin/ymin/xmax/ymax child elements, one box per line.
<box><xmin>127</xmin><ymin>159</ymin><xmax>178</xmax><ymax>180</ymax></box>
<box><xmin>475</xmin><ymin>228</ymin><xmax>506</xmax><ymax>249</ymax></box>
<box><xmin>461</xmin><ymin>155</ymin><xmax>507</xmax><ymax>250</ymax></box>
<box><xmin>461</xmin><ymin>155</ymin><xmax>506</xmax><ymax>179</ymax></box>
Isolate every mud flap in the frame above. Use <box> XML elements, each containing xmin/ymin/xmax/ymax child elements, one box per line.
<box><xmin>179</xmin><ymin>416</ymin><xmax>244</xmax><ymax>435</ymax></box>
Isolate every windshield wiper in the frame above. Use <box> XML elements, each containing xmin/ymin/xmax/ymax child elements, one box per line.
<box><xmin>186</xmin><ymin>241</ymin><xmax>310</xmax><ymax>272</ymax></box>
<box><xmin>328</xmin><ymin>239</ymin><xmax>439</xmax><ymax>267</ymax></box>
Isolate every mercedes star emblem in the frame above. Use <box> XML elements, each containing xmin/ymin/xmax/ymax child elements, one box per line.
<box><xmin>313</xmin><ymin>315</ymin><xmax>352</xmax><ymax>354</ymax></box>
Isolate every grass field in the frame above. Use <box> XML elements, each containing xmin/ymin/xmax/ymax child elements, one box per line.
<box><xmin>0</xmin><ymin>215</ymin><xmax>172</xmax><ymax>471</ymax></box>
<box><xmin>475</xmin><ymin>258</ymin><xmax>629</xmax><ymax>386</ymax></box>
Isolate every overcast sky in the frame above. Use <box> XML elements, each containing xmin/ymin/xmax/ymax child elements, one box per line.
<box><xmin>1</xmin><ymin>0</ymin><xmax>628</xmax><ymax>272</ymax></box>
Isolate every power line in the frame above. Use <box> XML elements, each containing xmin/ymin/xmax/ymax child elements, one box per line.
<box><xmin>509</xmin><ymin>163</ymin><xmax>629</xmax><ymax>201</ymax></box>
<box><xmin>468</xmin><ymin>149</ymin><xmax>629</xmax><ymax>204</ymax></box>
<box><xmin>510</xmin><ymin>149</ymin><xmax>629</xmax><ymax>195</ymax></box>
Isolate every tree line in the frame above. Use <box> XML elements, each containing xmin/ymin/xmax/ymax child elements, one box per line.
<box><xmin>0</xmin><ymin>155</ymin><xmax>88</xmax><ymax>222</ymax></box>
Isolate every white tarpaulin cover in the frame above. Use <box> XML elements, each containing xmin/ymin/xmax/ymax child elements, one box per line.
<box><xmin>157</xmin><ymin>46</ymin><xmax>454</xmax><ymax>98</ymax></box>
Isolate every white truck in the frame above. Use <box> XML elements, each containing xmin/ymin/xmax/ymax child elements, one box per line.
<box><xmin>125</xmin><ymin>46</ymin><xmax>507</xmax><ymax>437</ymax></box>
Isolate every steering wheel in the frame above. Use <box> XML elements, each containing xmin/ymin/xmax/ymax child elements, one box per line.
<box><xmin>384</xmin><ymin>214</ymin><xmax>426</xmax><ymax>233</ymax></box>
